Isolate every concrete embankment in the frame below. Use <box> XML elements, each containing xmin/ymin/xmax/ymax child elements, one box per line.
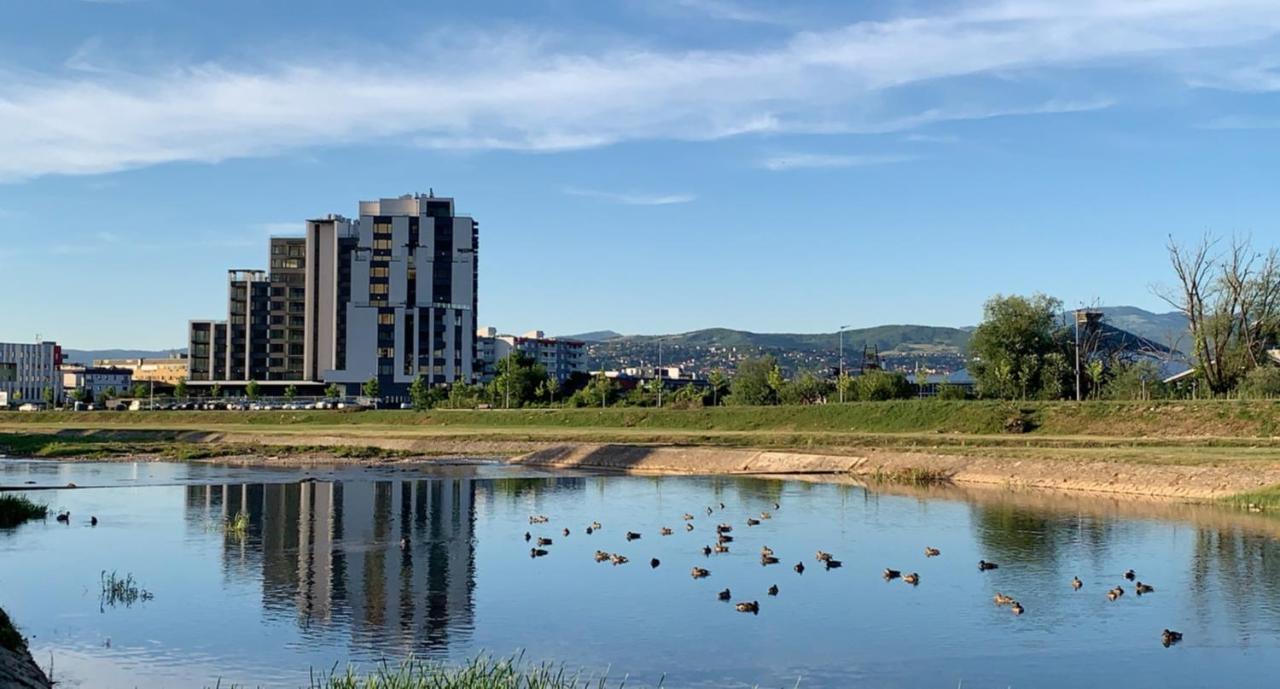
<box><xmin>0</xmin><ymin>609</ymin><xmax>51</xmax><ymax>689</ymax></box>
<box><xmin>512</xmin><ymin>444</ymin><xmax>1280</xmax><ymax>501</ymax></box>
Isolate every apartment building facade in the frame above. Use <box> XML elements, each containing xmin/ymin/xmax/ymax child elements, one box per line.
<box><xmin>62</xmin><ymin>365</ymin><xmax>133</xmax><ymax>401</ymax></box>
<box><xmin>476</xmin><ymin>329</ymin><xmax>587</xmax><ymax>383</ymax></box>
<box><xmin>0</xmin><ymin>341</ymin><xmax>62</xmax><ymax>407</ymax></box>
<box><xmin>94</xmin><ymin>355</ymin><xmax>188</xmax><ymax>385</ymax></box>
<box><xmin>187</xmin><ymin>193</ymin><xmax>479</xmax><ymax>394</ymax></box>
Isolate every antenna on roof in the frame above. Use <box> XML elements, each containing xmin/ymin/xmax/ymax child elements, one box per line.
<box><xmin>428</xmin><ymin>188</ymin><xmax>434</xmax><ymax>198</ymax></box>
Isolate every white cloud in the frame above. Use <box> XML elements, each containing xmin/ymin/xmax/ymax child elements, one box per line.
<box><xmin>563</xmin><ymin>187</ymin><xmax>696</xmax><ymax>205</ymax></box>
<box><xmin>759</xmin><ymin>153</ymin><xmax>917</xmax><ymax>171</ymax></box>
<box><xmin>670</xmin><ymin>0</ymin><xmax>793</xmax><ymax>25</ymax></box>
<box><xmin>257</xmin><ymin>222</ymin><xmax>304</xmax><ymax>235</ymax></box>
<box><xmin>1</xmin><ymin>0</ymin><xmax>1279</xmax><ymax>181</ymax></box>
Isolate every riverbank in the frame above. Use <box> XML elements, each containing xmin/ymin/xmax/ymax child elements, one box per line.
<box><xmin>2</xmin><ymin>400</ymin><xmax>1280</xmax><ymax>505</ymax></box>
<box><xmin>0</xmin><ymin>609</ymin><xmax>51</xmax><ymax>689</ymax></box>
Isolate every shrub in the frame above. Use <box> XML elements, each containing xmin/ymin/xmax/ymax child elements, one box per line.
<box><xmin>1237</xmin><ymin>366</ymin><xmax>1280</xmax><ymax>400</ymax></box>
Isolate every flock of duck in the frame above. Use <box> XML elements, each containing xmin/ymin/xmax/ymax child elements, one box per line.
<box><xmin>53</xmin><ymin>510</ymin><xmax>98</xmax><ymax>526</ymax></box>
<box><xmin>520</xmin><ymin>501</ymin><xmax>1184</xmax><ymax>647</ymax></box>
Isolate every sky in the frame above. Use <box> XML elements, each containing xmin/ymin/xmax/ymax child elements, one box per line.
<box><xmin>2</xmin><ymin>0</ymin><xmax>1280</xmax><ymax>350</ymax></box>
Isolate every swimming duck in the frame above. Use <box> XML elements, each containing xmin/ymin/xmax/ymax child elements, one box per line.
<box><xmin>660</xmin><ymin>527</ymin><xmax>673</xmax><ymax>536</ymax></box>
<box><xmin>718</xmin><ymin>588</ymin><xmax>732</xmax><ymax>601</ymax></box>
<box><xmin>1124</xmin><ymin>569</ymin><xmax>1136</xmax><ymax>581</ymax></box>
<box><xmin>524</xmin><ymin>531</ymin><xmax>532</xmax><ymax>542</ymax></box>
<box><xmin>761</xmin><ymin>546</ymin><xmax>775</xmax><ymax>557</ymax></box>
<box><xmin>650</xmin><ymin>558</ymin><xmax>661</xmax><ymax>569</ymax></box>
<box><xmin>529</xmin><ymin>515</ymin><xmax>549</xmax><ymax>524</ymax></box>
<box><xmin>702</xmin><ymin>545</ymin><xmax>713</xmax><ymax>556</ymax></box>
<box><xmin>760</xmin><ymin>555</ymin><xmax>779</xmax><ymax>565</ymax></box>
<box><xmin>717</xmin><ymin>534</ymin><xmax>734</xmax><ymax>543</ymax></box>
<box><xmin>691</xmin><ymin>567</ymin><xmax>711</xmax><ymax>579</ymax></box>
<box><xmin>746</xmin><ymin>518</ymin><xmax>761</xmax><ymax>527</ymax></box>
<box><xmin>903</xmin><ymin>573</ymin><xmax>920</xmax><ymax>586</ymax></box>
<box><xmin>773</xmin><ymin>502</ymin><xmax>780</xmax><ymax>510</ymax></box>
<box><xmin>682</xmin><ymin>513</ymin><xmax>695</xmax><ymax>521</ymax></box>
<box><xmin>760</xmin><ymin>511</ymin><xmax>772</xmax><ymax>520</ymax></box>
<box><xmin>530</xmin><ymin>548</ymin><xmax>549</xmax><ymax>558</ymax></box>
<box><xmin>626</xmin><ymin>531</ymin><xmax>641</xmax><ymax>541</ymax></box>
<box><xmin>1107</xmin><ymin>586</ymin><xmax>1124</xmax><ymax>601</ymax></box>
<box><xmin>1161</xmin><ymin>629</ymin><xmax>1182</xmax><ymax>647</ymax></box>
<box><xmin>924</xmin><ymin>547</ymin><xmax>940</xmax><ymax>557</ymax></box>
<box><xmin>716</xmin><ymin>524</ymin><xmax>733</xmax><ymax>534</ymax></box>
<box><xmin>713</xmin><ymin>543</ymin><xmax>729</xmax><ymax>554</ymax></box>
<box><xmin>767</xmin><ymin>584</ymin><xmax>780</xmax><ymax>597</ymax></box>
<box><xmin>735</xmin><ymin>601</ymin><xmax>759</xmax><ymax>614</ymax></box>
<box><xmin>816</xmin><ymin>550</ymin><xmax>833</xmax><ymax>562</ymax></box>
<box><xmin>825</xmin><ymin>559</ymin><xmax>843</xmax><ymax>570</ymax></box>
<box><xmin>1135</xmin><ymin>582</ymin><xmax>1155</xmax><ymax>595</ymax></box>
<box><xmin>586</xmin><ymin>527</ymin><xmax>594</xmax><ymax>535</ymax></box>
<box><xmin>1010</xmin><ymin>601</ymin><xmax>1025</xmax><ymax>616</ymax></box>
<box><xmin>993</xmin><ymin>592</ymin><xmax>1015</xmax><ymax>606</ymax></box>
<box><xmin>883</xmin><ymin>568</ymin><xmax>902</xmax><ymax>580</ymax></box>
<box><xmin>591</xmin><ymin>521</ymin><xmax>602</xmax><ymax>530</ymax></box>
<box><xmin>537</xmin><ymin>537</ymin><xmax>553</xmax><ymax>546</ymax></box>
<box><xmin>685</xmin><ymin>523</ymin><xmax>694</xmax><ymax>531</ymax></box>
<box><xmin>595</xmin><ymin>550</ymin><xmax>612</xmax><ymax>562</ymax></box>
<box><xmin>978</xmin><ymin>560</ymin><xmax>999</xmax><ymax>571</ymax></box>
<box><xmin>706</xmin><ymin>507</ymin><xmax>714</xmax><ymax>516</ymax></box>
<box><xmin>719</xmin><ymin>502</ymin><xmax>726</xmax><ymax>510</ymax></box>
<box><xmin>563</xmin><ymin>528</ymin><xmax>570</xmax><ymax>537</ymax></box>
<box><xmin>1072</xmin><ymin>576</ymin><xmax>1083</xmax><ymax>590</ymax></box>
<box><xmin>90</xmin><ymin>516</ymin><xmax>98</xmax><ymax>527</ymax></box>
<box><xmin>611</xmin><ymin>554</ymin><xmax>629</xmax><ymax>565</ymax></box>
<box><xmin>56</xmin><ymin>511</ymin><xmax>70</xmax><ymax>523</ymax></box>
<box><xmin>794</xmin><ymin>562</ymin><xmax>805</xmax><ymax>574</ymax></box>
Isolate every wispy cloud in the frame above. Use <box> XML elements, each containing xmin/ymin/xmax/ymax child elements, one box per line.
<box><xmin>257</xmin><ymin>222</ymin><xmax>303</xmax><ymax>235</ymax></box>
<box><xmin>564</xmin><ymin>187</ymin><xmax>696</xmax><ymax>205</ymax></box>
<box><xmin>1</xmin><ymin>1</ymin><xmax>1278</xmax><ymax>181</ymax></box>
<box><xmin>759</xmin><ymin>153</ymin><xmax>916</xmax><ymax>171</ymax></box>
<box><xmin>669</xmin><ymin>0</ymin><xmax>793</xmax><ymax>25</ymax></box>
<box><xmin>1198</xmin><ymin>114</ymin><xmax>1280</xmax><ymax>130</ymax></box>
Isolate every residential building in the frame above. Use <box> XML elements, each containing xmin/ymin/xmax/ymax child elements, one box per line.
<box><xmin>0</xmin><ymin>341</ymin><xmax>62</xmax><ymax>407</ymax></box>
<box><xmin>476</xmin><ymin>328</ymin><xmax>587</xmax><ymax>383</ymax></box>
<box><xmin>186</xmin><ymin>192</ymin><xmax>479</xmax><ymax>396</ymax></box>
<box><xmin>62</xmin><ymin>365</ymin><xmax>133</xmax><ymax>401</ymax></box>
<box><xmin>94</xmin><ymin>355</ymin><xmax>188</xmax><ymax>385</ymax></box>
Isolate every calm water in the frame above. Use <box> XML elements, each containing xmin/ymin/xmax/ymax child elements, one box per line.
<box><xmin>4</xmin><ymin>459</ymin><xmax>1280</xmax><ymax>688</ymax></box>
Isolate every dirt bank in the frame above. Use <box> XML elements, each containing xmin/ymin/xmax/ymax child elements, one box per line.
<box><xmin>512</xmin><ymin>444</ymin><xmax>1280</xmax><ymax>501</ymax></box>
<box><xmin>0</xmin><ymin>609</ymin><xmax>51</xmax><ymax>689</ymax></box>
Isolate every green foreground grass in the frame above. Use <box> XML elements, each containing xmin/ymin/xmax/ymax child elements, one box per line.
<box><xmin>0</xmin><ymin>607</ymin><xmax>26</xmax><ymax>653</ymax></box>
<box><xmin>277</xmin><ymin>655</ymin><xmax>628</xmax><ymax>689</ymax></box>
<box><xmin>0</xmin><ymin>494</ymin><xmax>47</xmax><ymax>529</ymax></box>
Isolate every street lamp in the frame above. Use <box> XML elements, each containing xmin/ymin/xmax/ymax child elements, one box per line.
<box><xmin>838</xmin><ymin>325</ymin><xmax>851</xmax><ymax>403</ymax></box>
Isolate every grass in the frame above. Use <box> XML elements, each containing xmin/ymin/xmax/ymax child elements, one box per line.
<box><xmin>0</xmin><ymin>494</ymin><xmax>48</xmax><ymax>529</ymax></box>
<box><xmin>0</xmin><ymin>433</ymin><xmax>419</xmax><ymax>462</ymax></box>
<box><xmin>100</xmin><ymin>570</ymin><xmax>153</xmax><ymax>608</ymax></box>
<box><xmin>0</xmin><ymin>607</ymin><xmax>25</xmax><ymax>653</ymax></box>
<box><xmin>278</xmin><ymin>655</ymin><xmax>633</xmax><ymax>689</ymax></box>
<box><xmin>225</xmin><ymin>510</ymin><xmax>250</xmax><ymax>536</ymax></box>
<box><xmin>1221</xmin><ymin>485</ymin><xmax>1280</xmax><ymax>511</ymax></box>
<box><xmin>865</xmin><ymin>466</ymin><xmax>952</xmax><ymax>486</ymax></box>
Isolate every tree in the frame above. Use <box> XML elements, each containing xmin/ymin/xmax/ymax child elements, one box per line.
<box><xmin>42</xmin><ymin>387</ymin><xmax>55</xmax><ymax>408</ymax></box>
<box><xmin>325</xmin><ymin>383</ymin><xmax>342</xmax><ymax>399</ymax></box>
<box><xmin>102</xmin><ymin>386</ymin><xmax>117</xmax><ymax>401</ymax></box>
<box><xmin>210</xmin><ymin>383</ymin><xmax>223</xmax><ymax>399</ymax></box>
<box><xmin>706</xmin><ymin>369</ymin><xmax>729</xmax><ymax>407</ymax></box>
<box><xmin>284</xmin><ymin>384</ymin><xmax>298</xmax><ymax>401</ymax></box>
<box><xmin>545</xmin><ymin>376</ymin><xmax>561</xmax><ymax>405</ymax></box>
<box><xmin>968</xmin><ymin>294</ymin><xmax>1070</xmax><ymax>400</ymax></box>
<box><xmin>174</xmin><ymin>378</ymin><xmax>188</xmax><ymax>400</ymax></box>
<box><xmin>1103</xmin><ymin>359</ymin><xmax>1169</xmax><ymax>400</ymax></box>
<box><xmin>569</xmin><ymin>372</ymin><xmax>617</xmax><ymax>408</ymax></box>
<box><xmin>1158</xmin><ymin>234</ymin><xmax>1280</xmax><ymax>395</ymax></box>
<box><xmin>409</xmin><ymin>375</ymin><xmax>432</xmax><ymax>411</ymax></box>
<box><xmin>777</xmin><ymin>370</ymin><xmax>830</xmax><ymax>405</ymax></box>
<box><xmin>132</xmin><ymin>382</ymin><xmax>149</xmax><ymax>399</ymax></box>
<box><xmin>487</xmin><ymin>353</ymin><xmax>549</xmax><ymax>408</ymax></box>
<box><xmin>728</xmin><ymin>356</ymin><xmax>779</xmax><ymax>405</ymax></box>
<box><xmin>70</xmin><ymin>388</ymin><xmax>88</xmax><ymax>404</ymax></box>
<box><xmin>1237</xmin><ymin>366</ymin><xmax>1280</xmax><ymax>399</ymax></box>
<box><xmin>361</xmin><ymin>377</ymin><xmax>381</xmax><ymax>399</ymax></box>
<box><xmin>245</xmin><ymin>380</ymin><xmax>261</xmax><ymax>400</ymax></box>
<box><xmin>445</xmin><ymin>383</ymin><xmax>482</xmax><ymax>409</ymax></box>
<box><xmin>854</xmin><ymin>371</ymin><xmax>912</xmax><ymax>401</ymax></box>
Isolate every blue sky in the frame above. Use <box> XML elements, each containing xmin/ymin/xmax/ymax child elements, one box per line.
<box><xmin>2</xmin><ymin>0</ymin><xmax>1280</xmax><ymax>349</ymax></box>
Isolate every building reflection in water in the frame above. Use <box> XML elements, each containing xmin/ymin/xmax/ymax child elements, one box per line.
<box><xmin>185</xmin><ymin>478</ymin><xmax>477</xmax><ymax>654</ymax></box>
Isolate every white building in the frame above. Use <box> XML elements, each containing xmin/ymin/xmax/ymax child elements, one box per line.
<box><xmin>0</xmin><ymin>341</ymin><xmax>62</xmax><ymax>407</ymax></box>
<box><xmin>476</xmin><ymin>328</ymin><xmax>587</xmax><ymax>383</ymax></box>
<box><xmin>61</xmin><ymin>365</ymin><xmax>133</xmax><ymax>402</ymax></box>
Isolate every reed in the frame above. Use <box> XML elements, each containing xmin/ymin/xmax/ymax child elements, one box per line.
<box><xmin>0</xmin><ymin>494</ymin><xmax>48</xmax><ymax>529</ymax></box>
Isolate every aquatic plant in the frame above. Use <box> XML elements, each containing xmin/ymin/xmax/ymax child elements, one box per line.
<box><xmin>0</xmin><ymin>494</ymin><xmax>48</xmax><ymax>529</ymax></box>
<box><xmin>225</xmin><ymin>511</ymin><xmax>251</xmax><ymax>536</ymax></box>
<box><xmin>865</xmin><ymin>467</ymin><xmax>951</xmax><ymax>486</ymax></box>
<box><xmin>300</xmin><ymin>654</ymin><xmax>638</xmax><ymax>689</ymax></box>
<box><xmin>100</xmin><ymin>570</ymin><xmax>154</xmax><ymax>609</ymax></box>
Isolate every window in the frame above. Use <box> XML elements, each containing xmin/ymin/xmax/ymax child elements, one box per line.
<box><xmin>370</xmin><ymin>267</ymin><xmax>390</xmax><ymax>278</ymax></box>
<box><xmin>372</xmin><ymin>239</ymin><xmax>392</xmax><ymax>251</ymax></box>
<box><xmin>370</xmin><ymin>283</ymin><xmax>388</xmax><ymax>295</ymax></box>
<box><xmin>378</xmin><ymin>313</ymin><xmax>395</xmax><ymax>325</ymax></box>
<box><xmin>373</xmin><ymin>223</ymin><xmax>392</xmax><ymax>236</ymax></box>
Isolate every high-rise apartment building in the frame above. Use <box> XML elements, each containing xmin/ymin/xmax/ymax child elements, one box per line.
<box><xmin>0</xmin><ymin>341</ymin><xmax>62</xmax><ymax>407</ymax></box>
<box><xmin>188</xmin><ymin>193</ymin><xmax>478</xmax><ymax>395</ymax></box>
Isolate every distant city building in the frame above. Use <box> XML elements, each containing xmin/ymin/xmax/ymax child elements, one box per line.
<box><xmin>62</xmin><ymin>365</ymin><xmax>133</xmax><ymax>401</ymax></box>
<box><xmin>476</xmin><ymin>328</ymin><xmax>587</xmax><ymax>383</ymax></box>
<box><xmin>0</xmin><ymin>341</ymin><xmax>62</xmax><ymax>407</ymax></box>
<box><xmin>93</xmin><ymin>355</ymin><xmax>188</xmax><ymax>385</ymax></box>
<box><xmin>187</xmin><ymin>192</ymin><xmax>479</xmax><ymax>395</ymax></box>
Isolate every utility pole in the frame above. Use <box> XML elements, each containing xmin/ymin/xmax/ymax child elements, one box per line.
<box><xmin>150</xmin><ymin>379</ymin><xmax>155</xmax><ymax>411</ymax></box>
<box><xmin>657</xmin><ymin>339</ymin><xmax>663</xmax><ymax>408</ymax></box>
<box><xmin>1074</xmin><ymin>310</ymin><xmax>1081</xmax><ymax>402</ymax></box>
<box><xmin>838</xmin><ymin>325</ymin><xmax>851</xmax><ymax>403</ymax></box>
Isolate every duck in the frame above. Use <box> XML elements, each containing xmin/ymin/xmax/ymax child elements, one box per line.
<box><xmin>702</xmin><ymin>545</ymin><xmax>713</xmax><ymax>556</ymax></box>
<box><xmin>761</xmin><ymin>546</ymin><xmax>775</xmax><ymax>557</ymax></box>
<box><xmin>746</xmin><ymin>518</ymin><xmax>761</xmax><ymax>527</ymax></box>
<box><xmin>713</xmin><ymin>543</ymin><xmax>729</xmax><ymax>554</ymax></box>
<box><xmin>529</xmin><ymin>515</ymin><xmax>549</xmax><ymax>524</ymax></box>
<box><xmin>1161</xmin><ymin>629</ymin><xmax>1183</xmax><ymax>647</ymax></box>
<box><xmin>685</xmin><ymin>523</ymin><xmax>694</xmax><ymax>532</ymax></box>
<box><xmin>56</xmin><ymin>511</ymin><xmax>70</xmax><ymax>523</ymax></box>
<box><xmin>794</xmin><ymin>562</ymin><xmax>806</xmax><ymax>574</ymax></box>
<box><xmin>716</xmin><ymin>524</ymin><xmax>733</xmax><ymax>534</ymax></box>
<box><xmin>825</xmin><ymin>559</ymin><xmax>843</xmax><ymax>570</ymax></box>
<box><xmin>706</xmin><ymin>507</ymin><xmax>714</xmax><ymax>516</ymax></box>
<box><xmin>563</xmin><ymin>528</ymin><xmax>570</xmax><ymax>537</ymax></box>
<box><xmin>594</xmin><ymin>550</ymin><xmax>612</xmax><ymax>562</ymax></box>
<box><xmin>611</xmin><ymin>554</ymin><xmax>630</xmax><ymax>565</ymax></box>
<box><xmin>1010</xmin><ymin>601</ymin><xmax>1025</xmax><ymax>616</ymax></box>
<box><xmin>719</xmin><ymin>502</ymin><xmax>726</xmax><ymax>510</ymax></box>
<box><xmin>717</xmin><ymin>534</ymin><xmax>734</xmax><ymax>544</ymax></box>
<box><xmin>767</xmin><ymin>584</ymin><xmax>779</xmax><ymax>596</ymax></box>
<box><xmin>625</xmin><ymin>531</ymin><xmax>641</xmax><ymax>541</ymax></box>
<box><xmin>660</xmin><ymin>527</ymin><xmax>673</xmax><ymax>536</ymax></box>
<box><xmin>760</xmin><ymin>555</ymin><xmax>779</xmax><ymax>566</ymax></box>
<box><xmin>1107</xmin><ymin>586</ymin><xmax>1124</xmax><ymax>601</ymax></box>
<box><xmin>760</xmin><ymin>511</ymin><xmax>772</xmax><ymax>520</ymax></box>
<box><xmin>90</xmin><ymin>516</ymin><xmax>98</xmax><ymax>527</ymax></box>
<box><xmin>773</xmin><ymin>502</ymin><xmax>780</xmax><ymax>510</ymax></box>
<box><xmin>1135</xmin><ymin>582</ymin><xmax>1155</xmax><ymax>595</ymax></box>
<box><xmin>718</xmin><ymin>588</ymin><xmax>732</xmax><ymax>601</ymax></box>
<box><xmin>400</xmin><ymin>537</ymin><xmax>410</xmax><ymax>550</ymax></box>
<box><xmin>682</xmin><ymin>513</ymin><xmax>695</xmax><ymax>521</ymax></box>
<box><xmin>993</xmin><ymin>592</ymin><xmax>1015</xmax><ymax>606</ymax></box>
<box><xmin>735</xmin><ymin>601</ymin><xmax>759</xmax><ymax>615</ymax></box>
<box><xmin>586</xmin><ymin>526</ymin><xmax>594</xmax><ymax>535</ymax></box>
<box><xmin>903</xmin><ymin>573</ymin><xmax>920</xmax><ymax>586</ymax></box>
<box><xmin>1072</xmin><ymin>576</ymin><xmax>1083</xmax><ymax>590</ymax></box>
<box><xmin>883</xmin><ymin>568</ymin><xmax>902</xmax><ymax>580</ymax></box>
<box><xmin>537</xmin><ymin>537</ymin><xmax>553</xmax><ymax>547</ymax></box>
<box><xmin>691</xmin><ymin>567</ymin><xmax>711</xmax><ymax>579</ymax></box>
<box><xmin>530</xmin><ymin>548</ymin><xmax>549</xmax><ymax>558</ymax></box>
<box><xmin>650</xmin><ymin>558</ymin><xmax>661</xmax><ymax>569</ymax></box>
<box><xmin>524</xmin><ymin>531</ymin><xmax>532</xmax><ymax>542</ymax></box>
<box><xmin>1124</xmin><ymin>569</ymin><xmax>1136</xmax><ymax>581</ymax></box>
<box><xmin>978</xmin><ymin>560</ymin><xmax>999</xmax><ymax>571</ymax></box>
<box><xmin>924</xmin><ymin>547</ymin><xmax>940</xmax><ymax>557</ymax></box>
<box><xmin>816</xmin><ymin>550</ymin><xmax>833</xmax><ymax>562</ymax></box>
<box><xmin>591</xmin><ymin>521</ymin><xmax>602</xmax><ymax>530</ymax></box>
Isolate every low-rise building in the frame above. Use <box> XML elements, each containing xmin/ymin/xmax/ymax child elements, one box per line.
<box><xmin>0</xmin><ymin>341</ymin><xmax>62</xmax><ymax>407</ymax></box>
<box><xmin>476</xmin><ymin>328</ymin><xmax>587</xmax><ymax>383</ymax></box>
<box><xmin>94</xmin><ymin>355</ymin><xmax>188</xmax><ymax>385</ymax></box>
<box><xmin>62</xmin><ymin>365</ymin><xmax>133</xmax><ymax>402</ymax></box>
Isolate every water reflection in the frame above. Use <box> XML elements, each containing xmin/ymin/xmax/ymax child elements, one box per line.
<box><xmin>184</xmin><ymin>478</ymin><xmax>477</xmax><ymax>654</ymax></box>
